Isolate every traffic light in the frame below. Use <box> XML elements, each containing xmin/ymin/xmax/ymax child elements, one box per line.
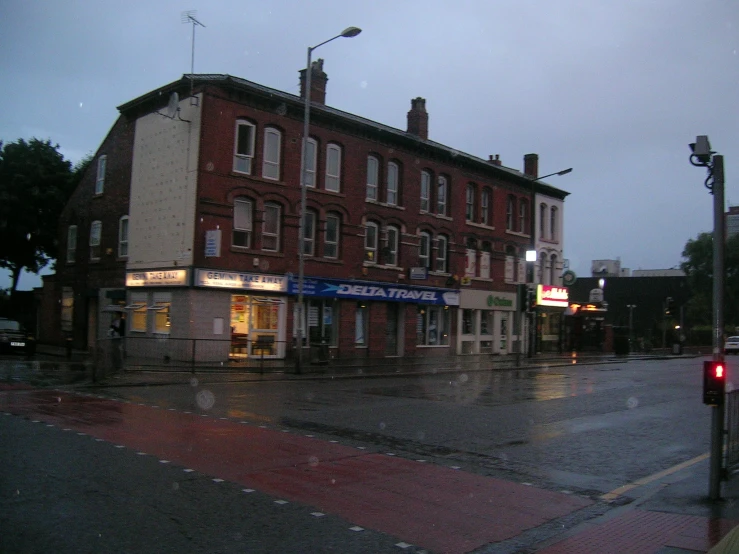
<box><xmin>703</xmin><ymin>361</ymin><xmax>726</xmax><ymax>405</ymax></box>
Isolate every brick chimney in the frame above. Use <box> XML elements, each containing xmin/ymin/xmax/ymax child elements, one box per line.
<box><xmin>299</xmin><ymin>58</ymin><xmax>329</xmax><ymax>105</ymax></box>
<box><xmin>488</xmin><ymin>154</ymin><xmax>502</xmax><ymax>166</ymax></box>
<box><xmin>407</xmin><ymin>97</ymin><xmax>428</xmax><ymax>140</ymax></box>
<box><xmin>523</xmin><ymin>153</ymin><xmax>538</xmax><ymax>178</ymax></box>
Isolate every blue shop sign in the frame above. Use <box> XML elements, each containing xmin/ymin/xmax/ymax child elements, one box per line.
<box><xmin>289</xmin><ymin>277</ymin><xmax>459</xmax><ymax>306</ymax></box>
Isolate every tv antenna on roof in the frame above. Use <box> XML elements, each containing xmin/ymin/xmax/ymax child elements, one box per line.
<box><xmin>181</xmin><ymin>10</ymin><xmax>205</xmax><ymax>105</ymax></box>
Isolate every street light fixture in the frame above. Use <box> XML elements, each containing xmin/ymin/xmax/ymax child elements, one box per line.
<box><xmin>296</xmin><ymin>27</ymin><xmax>362</xmax><ymax>373</ymax></box>
<box><xmin>525</xmin><ymin>167</ymin><xmax>572</xmax><ymax>358</ymax></box>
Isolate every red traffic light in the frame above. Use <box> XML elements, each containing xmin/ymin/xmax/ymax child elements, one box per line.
<box><xmin>704</xmin><ymin>361</ymin><xmax>726</xmax><ymax>405</ymax></box>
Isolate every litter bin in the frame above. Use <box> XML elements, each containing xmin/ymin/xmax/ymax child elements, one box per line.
<box><xmin>672</xmin><ymin>343</ymin><xmax>682</xmax><ymax>355</ymax></box>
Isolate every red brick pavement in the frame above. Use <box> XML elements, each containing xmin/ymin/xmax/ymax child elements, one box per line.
<box><xmin>1</xmin><ymin>387</ymin><xmax>592</xmax><ymax>553</ymax></box>
<box><xmin>537</xmin><ymin>509</ymin><xmax>738</xmax><ymax>553</ymax></box>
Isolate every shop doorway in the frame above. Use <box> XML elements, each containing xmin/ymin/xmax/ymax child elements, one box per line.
<box><xmin>230</xmin><ymin>295</ymin><xmax>285</xmax><ymax>359</ymax></box>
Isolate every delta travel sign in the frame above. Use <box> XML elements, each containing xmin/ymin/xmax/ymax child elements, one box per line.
<box><xmin>537</xmin><ymin>285</ymin><xmax>569</xmax><ymax>308</ymax></box>
<box><xmin>289</xmin><ymin>277</ymin><xmax>460</xmax><ymax>306</ymax></box>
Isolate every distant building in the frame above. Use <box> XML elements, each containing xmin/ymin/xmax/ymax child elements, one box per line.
<box><xmin>727</xmin><ymin>206</ymin><xmax>739</xmax><ymax>238</ymax></box>
<box><xmin>591</xmin><ymin>259</ymin><xmax>630</xmax><ymax>277</ymax></box>
<box><xmin>631</xmin><ymin>269</ymin><xmax>685</xmax><ymax>277</ymax></box>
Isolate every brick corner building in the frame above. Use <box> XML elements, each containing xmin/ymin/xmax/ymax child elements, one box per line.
<box><xmin>44</xmin><ymin>64</ymin><xmax>570</xmax><ymax>363</ymax></box>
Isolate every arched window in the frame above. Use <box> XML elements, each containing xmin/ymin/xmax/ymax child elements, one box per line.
<box><xmin>302</xmin><ymin>209</ymin><xmax>317</xmax><ymax>256</ymax></box>
<box><xmin>89</xmin><ymin>220</ymin><xmax>102</xmax><ymax>260</ymax></box>
<box><xmin>419</xmin><ymin>231</ymin><xmax>431</xmax><ymax>268</ymax></box>
<box><xmin>118</xmin><ymin>216</ymin><xmax>129</xmax><ymax>258</ymax></box>
<box><xmin>550</xmin><ymin>206</ymin><xmax>558</xmax><ymax>241</ymax></box>
<box><xmin>550</xmin><ymin>254</ymin><xmax>558</xmax><ymax>285</ymax></box>
<box><xmin>385</xmin><ymin>225</ymin><xmax>399</xmax><ymax>266</ymax></box>
<box><xmin>519</xmin><ymin>199</ymin><xmax>528</xmax><ymax>234</ymax></box>
<box><xmin>465</xmin><ymin>184</ymin><xmax>475</xmax><ymax>222</ymax></box>
<box><xmin>506</xmin><ymin>196</ymin><xmax>515</xmax><ymax>231</ymax></box>
<box><xmin>325</xmin><ymin>144</ymin><xmax>341</xmax><ymax>192</ymax></box>
<box><xmin>233</xmin><ymin>198</ymin><xmax>253</xmax><ymax>247</ymax></box>
<box><xmin>366</xmin><ymin>155</ymin><xmax>379</xmax><ymax>200</ymax></box>
<box><xmin>437</xmin><ymin>176</ymin><xmax>448</xmax><ymax>216</ymax></box>
<box><xmin>420</xmin><ymin>171</ymin><xmax>431</xmax><ymax>212</ymax></box>
<box><xmin>435</xmin><ymin>235</ymin><xmax>448</xmax><ymax>273</ymax></box>
<box><xmin>539</xmin><ymin>251</ymin><xmax>547</xmax><ymax>285</ymax></box>
<box><xmin>233</xmin><ymin>119</ymin><xmax>255</xmax><ymax>174</ymax></box>
<box><xmin>324</xmin><ymin>213</ymin><xmax>340</xmax><ymax>259</ymax></box>
<box><xmin>262</xmin><ymin>127</ymin><xmax>281</xmax><ymax>180</ymax></box>
<box><xmin>539</xmin><ymin>203</ymin><xmax>548</xmax><ymax>239</ymax></box>
<box><xmin>365</xmin><ymin>221</ymin><xmax>378</xmax><ymax>263</ymax></box>
<box><xmin>304</xmin><ymin>138</ymin><xmax>317</xmax><ymax>188</ymax></box>
<box><xmin>387</xmin><ymin>162</ymin><xmax>399</xmax><ymax>206</ymax></box>
<box><xmin>481</xmin><ymin>188</ymin><xmax>491</xmax><ymax>225</ymax></box>
<box><xmin>262</xmin><ymin>202</ymin><xmax>281</xmax><ymax>251</ymax></box>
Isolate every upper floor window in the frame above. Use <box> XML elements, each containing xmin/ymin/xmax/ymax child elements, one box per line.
<box><xmin>419</xmin><ymin>231</ymin><xmax>431</xmax><ymax>269</ymax></box>
<box><xmin>262</xmin><ymin>127</ymin><xmax>281</xmax><ymax>180</ymax></box>
<box><xmin>437</xmin><ymin>176</ymin><xmax>448</xmax><ymax>216</ymax></box>
<box><xmin>550</xmin><ymin>206</ymin><xmax>558</xmax><ymax>241</ymax></box>
<box><xmin>366</xmin><ymin>155</ymin><xmax>379</xmax><ymax>201</ymax></box>
<box><xmin>324</xmin><ymin>213</ymin><xmax>340</xmax><ymax>259</ymax></box>
<box><xmin>89</xmin><ymin>220</ymin><xmax>102</xmax><ymax>260</ymax></box>
<box><xmin>95</xmin><ymin>155</ymin><xmax>107</xmax><ymax>195</ymax></box>
<box><xmin>420</xmin><ymin>171</ymin><xmax>431</xmax><ymax>213</ymax></box>
<box><xmin>550</xmin><ymin>254</ymin><xmax>558</xmax><ymax>285</ymax></box>
<box><xmin>519</xmin><ymin>199</ymin><xmax>528</xmax><ymax>234</ymax></box>
<box><xmin>304</xmin><ymin>138</ymin><xmax>317</xmax><ymax>188</ymax></box>
<box><xmin>325</xmin><ymin>144</ymin><xmax>341</xmax><ymax>192</ymax></box>
<box><xmin>540</xmin><ymin>203</ymin><xmax>548</xmax><ymax>239</ymax></box>
<box><xmin>302</xmin><ymin>210</ymin><xmax>317</xmax><ymax>256</ymax></box>
<box><xmin>435</xmin><ymin>235</ymin><xmax>448</xmax><ymax>273</ymax></box>
<box><xmin>506</xmin><ymin>196</ymin><xmax>515</xmax><ymax>231</ymax></box>
<box><xmin>481</xmin><ymin>188</ymin><xmax>491</xmax><ymax>225</ymax></box>
<box><xmin>364</xmin><ymin>221</ymin><xmax>378</xmax><ymax>263</ymax></box>
<box><xmin>465</xmin><ymin>184</ymin><xmax>475</xmax><ymax>222</ymax></box>
<box><xmin>233</xmin><ymin>198</ymin><xmax>253</xmax><ymax>248</ymax></box>
<box><xmin>233</xmin><ymin>120</ymin><xmax>255</xmax><ymax>174</ymax></box>
<box><xmin>66</xmin><ymin>225</ymin><xmax>77</xmax><ymax>263</ymax></box>
<box><xmin>262</xmin><ymin>202</ymin><xmax>280</xmax><ymax>251</ymax></box>
<box><xmin>118</xmin><ymin>216</ymin><xmax>129</xmax><ymax>258</ymax></box>
<box><xmin>387</xmin><ymin>162</ymin><xmax>399</xmax><ymax>206</ymax></box>
<box><xmin>385</xmin><ymin>225</ymin><xmax>399</xmax><ymax>266</ymax></box>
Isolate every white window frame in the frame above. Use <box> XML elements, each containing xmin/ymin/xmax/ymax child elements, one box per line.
<box><xmin>262</xmin><ymin>202</ymin><xmax>280</xmax><ymax>252</ymax></box>
<box><xmin>437</xmin><ymin>176</ymin><xmax>448</xmax><ymax>216</ymax></box>
<box><xmin>233</xmin><ymin>120</ymin><xmax>255</xmax><ymax>174</ymax></box>
<box><xmin>481</xmin><ymin>189</ymin><xmax>490</xmax><ymax>225</ymax></box>
<box><xmin>118</xmin><ymin>216</ymin><xmax>129</xmax><ymax>258</ymax></box>
<box><xmin>465</xmin><ymin>184</ymin><xmax>475</xmax><ymax>222</ymax></box>
<box><xmin>385</xmin><ymin>225</ymin><xmax>399</xmax><ymax>266</ymax></box>
<box><xmin>66</xmin><ymin>225</ymin><xmax>77</xmax><ymax>264</ymax></box>
<box><xmin>365</xmin><ymin>222</ymin><xmax>378</xmax><ymax>263</ymax></box>
<box><xmin>233</xmin><ymin>198</ymin><xmax>253</xmax><ymax>248</ymax></box>
<box><xmin>304</xmin><ymin>138</ymin><xmax>317</xmax><ymax>188</ymax></box>
<box><xmin>420</xmin><ymin>171</ymin><xmax>431</xmax><ymax>213</ymax></box>
<box><xmin>325</xmin><ymin>144</ymin><xmax>341</xmax><ymax>192</ymax></box>
<box><xmin>435</xmin><ymin>235</ymin><xmax>448</xmax><ymax>273</ymax></box>
<box><xmin>303</xmin><ymin>210</ymin><xmax>316</xmax><ymax>256</ymax></box>
<box><xmin>387</xmin><ymin>162</ymin><xmax>399</xmax><ymax>206</ymax></box>
<box><xmin>324</xmin><ymin>213</ymin><xmax>340</xmax><ymax>259</ymax></box>
<box><xmin>89</xmin><ymin>220</ymin><xmax>102</xmax><ymax>261</ymax></box>
<box><xmin>262</xmin><ymin>127</ymin><xmax>281</xmax><ymax>180</ymax></box>
<box><xmin>366</xmin><ymin>155</ymin><xmax>379</xmax><ymax>201</ymax></box>
<box><xmin>95</xmin><ymin>155</ymin><xmax>106</xmax><ymax>195</ymax></box>
<box><xmin>419</xmin><ymin>231</ymin><xmax>431</xmax><ymax>269</ymax></box>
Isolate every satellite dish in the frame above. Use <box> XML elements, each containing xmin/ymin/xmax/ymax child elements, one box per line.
<box><xmin>167</xmin><ymin>92</ymin><xmax>180</xmax><ymax>118</ymax></box>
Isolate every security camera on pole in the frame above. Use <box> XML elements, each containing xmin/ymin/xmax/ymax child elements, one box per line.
<box><xmin>689</xmin><ymin>135</ymin><xmax>726</xmax><ymax>500</ymax></box>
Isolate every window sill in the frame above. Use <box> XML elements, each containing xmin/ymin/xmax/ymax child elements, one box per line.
<box><xmin>365</xmin><ymin>199</ymin><xmax>406</xmax><ymax>211</ymax></box>
<box><xmin>466</xmin><ymin>222</ymin><xmax>495</xmax><ymax>231</ymax></box>
<box><xmin>306</xmin><ymin>257</ymin><xmax>344</xmax><ymax>265</ymax></box>
<box><xmin>416</xmin><ymin>344</ymin><xmax>450</xmax><ymax>349</ymax></box>
<box><xmin>505</xmin><ymin>230</ymin><xmax>530</xmax><ymax>238</ymax></box>
<box><xmin>363</xmin><ymin>263</ymin><xmax>405</xmax><ymax>272</ymax></box>
<box><xmin>309</xmin><ymin>188</ymin><xmax>345</xmax><ymax>198</ymax></box>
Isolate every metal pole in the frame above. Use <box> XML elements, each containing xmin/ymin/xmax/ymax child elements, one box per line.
<box><xmin>296</xmin><ymin>46</ymin><xmax>312</xmax><ymax>375</ymax></box>
<box><xmin>709</xmin><ymin>154</ymin><xmax>725</xmax><ymax>500</ymax></box>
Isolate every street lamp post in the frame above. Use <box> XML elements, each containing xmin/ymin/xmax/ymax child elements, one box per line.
<box><xmin>525</xmin><ymin>167</ymin><xmax>572</xmax><ymax>358</ymax></box>
<box><xmin>296</xmin><ymin>27</ymin><xmax>361</xmax><ymax>374</ymax></box>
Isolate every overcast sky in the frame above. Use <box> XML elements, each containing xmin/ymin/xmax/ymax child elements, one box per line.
<box><xmin>1</xmin><ymin>0</ymin><xmax>737</xmax><ymax>290</ymax></box>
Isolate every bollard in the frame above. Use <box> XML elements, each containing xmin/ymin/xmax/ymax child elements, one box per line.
<box><xmin>65</xmin><ymin>337</ymin><xmax>73</xmax><ymax>360</ymax></box>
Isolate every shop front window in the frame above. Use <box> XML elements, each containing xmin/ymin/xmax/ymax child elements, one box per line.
<box><xmin>417</xmin><ymin>305</ymin><xmax>450</xmax><ymax>346</ymax></box>
<box><xmin>480</xmin><ymin>311</ymin><xmax>493</xmax><ymax>335</ymax></box>
<box><xmin>355</xmin><ymin>303</ymin><xmax>368</xmax><ymax>345</ymax></box>
<box><xmin>153</xmin><ymin>303</ymin><xmax>171</xmax><ymax>334</ymax></box>
<box><xmin>462</xmin><ymin>309</ymin><xmax>475</xmax><ymax>335</ymax></box>
<box><xmin>128</xmin><ymin>293</ymin><xmax>147</xmax><ymax>332</ymax></box>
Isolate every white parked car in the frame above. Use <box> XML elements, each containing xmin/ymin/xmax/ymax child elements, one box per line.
<box><xmin>725</xmin><ymin>336</ymin><xmax>739</xmax><ymax>355</ymax></box>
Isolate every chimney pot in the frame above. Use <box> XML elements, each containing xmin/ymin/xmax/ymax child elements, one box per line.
<box><xmin>299</xmin><ymin>58</ymin><xmax>329</xmax><ymax>105</ymax></box>
<box><xmin>407</xmin><ymin>96</ymin><xmax>429</xmax><ymax>140</ymax></box>
<box><xmin>524</xmin><ymin>153</ymin><xmax>539</xmax><ymax>178</ymax></box>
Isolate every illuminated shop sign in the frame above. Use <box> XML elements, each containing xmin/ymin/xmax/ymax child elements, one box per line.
<box><xmin>126</xmin><ymin>269</ymin><xmax>189</xmax><ymax>287</ymax></box>
<box><xmin>537</xmin><ymin>285</ymin><xmax>569</xmax><ymax>308</ymax></box>
<box><xmin>289</xmin><ymin>277</ymin><xmax>459</xmax><ymax>306</ymax></box>
<box><xmin>195</xmin><ymin>269</ymin><xmax>287</xmax><ymax>292</ymax></box>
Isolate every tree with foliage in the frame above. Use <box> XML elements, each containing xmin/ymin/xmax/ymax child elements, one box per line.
<box><xmin>0</xmin><ymin>138</ymin><xmax>74</xmax><ymax>293</ymax></box>
<box><xmin>680</xmin><ymin>231</ymin><xmax>739</xmax><ymax>329</ymax></box>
